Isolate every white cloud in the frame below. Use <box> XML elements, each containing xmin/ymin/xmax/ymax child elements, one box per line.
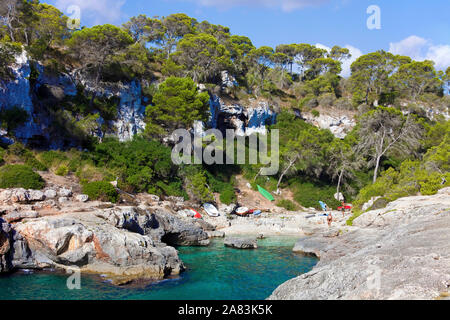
<box><xmin>389</xmin><ymin>35</ymin><xmax>450</xmax><ymax>71</ymax></box>
<box><xmin>189</xmin><ymin>0</ymin><xmax>330</xmax><ymax>12</ymax></box>
<box><xmin>315</xmin><ymin>43</ymin><xmax>363</xmax><ymax>78</ymax></box>
<box><xmin>54</xmin><ymin>0</ymin><xmax>126</xmax><ymax>25</ymax></box>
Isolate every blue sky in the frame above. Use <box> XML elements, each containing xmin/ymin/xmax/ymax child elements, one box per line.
<box><xmin>45</xmin><ymin>0</ymin><xmax>450</xmax><ymax>75</ymax></box>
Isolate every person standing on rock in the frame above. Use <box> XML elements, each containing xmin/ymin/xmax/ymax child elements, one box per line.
<box><xmin>327</xmin><ymin>213</ymin><xmax>333</xmax><ymax>227</ymax></box>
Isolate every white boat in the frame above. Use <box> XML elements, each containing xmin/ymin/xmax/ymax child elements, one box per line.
<box><xmin>235</xmin><ymin>207</ymin><xmax>249</xmax><ymax>216</ymax></box>
<box><xmin>203</xmin><ymin>203</ymin><xmax>220</xmax><ymax>217</ymax></box>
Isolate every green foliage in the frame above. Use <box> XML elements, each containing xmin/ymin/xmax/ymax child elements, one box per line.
<box><xmin>276</xmin><ymin>199</ymin><xmax>299</xmax><ymax>211</ymax></box>
<box><xmin>185</xmin><ymin>171</ymin><xmax>214</xmax><ymax>203</ymax></box>
<box><xmin>219</xmin><ymin>186</ymin><xmax>236</xmax><ymax>205</ymax></box>
<box><xmin>0</xmin><ymin>106</ymin><xmax>29</xmax><ymax>133</ymax></box>
<box><xmin>0</xmin><ymin>40</ymin><xmax>22</xmax><ymax>80</ymax></box>
<box><xmin>291</xmin><ymin>180</ymin><xmax>341</xmax><ymax>210</ymax></box>
<box><xmin>145</xmin><ymin>77</ymin><xmax>209</xmax><ymax>136</ymax></box>
<box><xmin>38</xmin><ymin>150</ymin><xmax>68</xmax><ymax>168</ymax></box>
<box><xmin>311</xmin><ymin>109</ymin><xmax>320</xmax><ymax>118</ymax></box>
<box><xmin>353</xmin><ymin>134</ymin><xmax>450</xmax><ymax>211</ymax></box>
<box><xmin>172</xmin><ymin>33</ymin><xmax>231</xmax><ymax>82</ymax></box>
<box><xmin>82</xmin><ymin>181</ymin><xmax>119</xmax><ymax>203</ymax></box>
<box><xmin>0</xmin><ymin>164</ymin><xmax>45</xmax><ymax>189</ymax></box>
<box><xmin>55</xmin><ymin>165</ymin><xmax>69</xmax><ymax>176</ymax></box>
<box><xmin>92</xmin><ymin>137</ymin><xmax>177</xmax><ymax>195</ymax></box>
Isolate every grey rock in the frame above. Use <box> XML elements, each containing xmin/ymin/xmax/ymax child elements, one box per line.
<box><xmin>58</xmin><ymin>188</ymin><xmax>73</xmax><ymax>197</ymax></box>
<box><xmin>44</xmin><ymin>189</ymin><xmax>57</xmax><ymax>199</ymax></box>
<box><xmin>58</xmin><ymin>197</ymin><xmax>70</xmax><ymax>204</ymax></box>
<box><xmin>224</xmin><ymin>237</ymin><xmax>257</xmax><ymax>249</ymax></box>
<box><xmin>13</xmin><ymin>212</ymin><xmax>184</xmax><ymax>283</ymax></box>
<box><xmin>75</xmin><ymin>194</ymin><xmax>89</xmax><ymax>202</ymax></box>
<box><xmin>3</xmin><ymin>210</ymin><xmax>39</xmax><ymax>223</ymax></box>
<box><xmin>0</xmin><ymin>218</ymin><xmax>12</xmax><ymax>272</ymax></box>
<box><xmin>269</xmin><ymin>192</ymin><xmax>450</xmax><ymax>300</ymax></box>
<box><xmin>207</xmin><ymin>230</ymin><xmax>225</xmax><ymax>238</ymax></box>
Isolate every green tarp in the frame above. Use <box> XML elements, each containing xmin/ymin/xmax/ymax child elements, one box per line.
<box><xmin>257</xmin><ymin>185</ymin><xmax>275</xmax><ymax>201</ymax></box>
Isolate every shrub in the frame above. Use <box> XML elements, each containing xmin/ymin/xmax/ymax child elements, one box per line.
<box><xmin>220</xmin><ymin>186</ymin><xmax>236</xmax><ymax>205</ymax></box>
<box><xmin>318</xmin><ymin>93</ymin><xmax>336</xmax><ymax>107</ymax></box>
<box><xmin>55</xmin><ymin>165</ymin><xmax>69</xmax><ymax>176</ymax></box>
<box><xmin>38</xmin><ymin>150</ymin><xmax>68</xmax><ymax>168</ymax></box>
<box><xmin>0</xmin><ymin>106</ymin><xmax>29</xmax><ymax>132</ymax></box>
<box><xmin>276</xmin><ymin>199</ymin><xmax>299</xmax><ymax>211</ymax></box>
<box><xmin>291</xmin><ymin>180</ymin><xmax>341</xmax><ymax>210</ymax></box>
<box><xmin>82</xmin><ymin>181</ymin><xmax>119</xmax><ymax>203</ymax></box>
<box><xmin>311</xmin><ymin>109</ymin><xmax>320</xmax><ymax>118</ymax></box>
<box><xmin>0</xmin><ymin>164</ymin><xmax>45</xmax><ymax>189</ymax></box>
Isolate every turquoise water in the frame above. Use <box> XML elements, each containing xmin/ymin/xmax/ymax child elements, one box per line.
<box><xmin>0</xmin><ymin>237</ymin><xmax>317</xmax><ymax>300</ymax></box>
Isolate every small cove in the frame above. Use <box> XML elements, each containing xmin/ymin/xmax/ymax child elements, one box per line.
<box><xmin>0</xmin><ymin>237</ymin><xmax>317</xmax><ymax>300</ymax></box>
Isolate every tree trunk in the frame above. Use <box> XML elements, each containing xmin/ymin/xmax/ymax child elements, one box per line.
<box><xmin>276</xmin><ymin>158</ymin><xmax>297</xmax><ymax>192</ymax></box>
<box><xmin>337</xmin><ymin>169</ymin><xmax>344</xmax><ymax>197</ymax></box>
<box><xmin>373</xmin><ymin>155</ymin><xmax>381</xmax><ymax>184</ymax></box>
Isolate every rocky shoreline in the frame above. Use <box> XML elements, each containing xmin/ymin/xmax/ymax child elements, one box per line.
<box><xmin>0</xmin><ymin>187</ymin><xmax>212</xmax><ymax>285</ymax></box>
<box><xmin>269</xmin><ymin>188</ymin><xmax>450</xmax><ymax>300</ymax></box>
<box><xmin>2</xmin><ymin>184</ymin><xmax>448</xmax><ymax>299</ymax></box>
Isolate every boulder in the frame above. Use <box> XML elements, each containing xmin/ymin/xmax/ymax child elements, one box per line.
<box><xmin>13</xmin><ymin>212</ymin><xmax>184</xmax><ymax>283</ymax></box>
<box><xmin>224</xmin><ymin>237</ymin><xmax>257</xmax><ymax>249</ymax></box>
<box><xmin>58</xmin><ymin>197</ymin><xmax>70</xmax><ymax>204</ymax></box>
<box><xmin>96</xmin><ymin>207</ymin><xmax>210</xmax><ymax>246</ymax></box>
<box><xmin>44</xmin><ymin>189</ymin><xmax>57</xmax><ymax>199</ymax></box>
<box><xmin>58</xmin><ymin>188</ymin><xmax>72</xmax><ymax>197</ymax></box>
<box><xmin>0</xmin><ymin>218</ymin><xmax>12</xmax><ymax>272</ymax></box>
<box><xmin>207</xmin><ymin>230</ymin><xmax>225</xmax><ymax>238</ymax></box>
<box><xmin>75</xmin><ymin>194</ymin><xmax>89</xmax><ymax>202</ymax></box>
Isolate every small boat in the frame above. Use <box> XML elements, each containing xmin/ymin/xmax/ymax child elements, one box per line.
<box><xmin>257</xmin><ymin>185</ymin><xmax>275</xmax><ymax>201</ymax></box>
<box><xmin>252</xmin><ymin>210</ymin><xmax>262</xmax><ymax>216</ymax></box>
<box><xmin>235</xmin><ymin>207</ymin><xmax>249</xmax><ymax>216</ymax></box>
<box><xmin>203</xmin><ymin>203</ymin><xmax>220</xmax><ymax>217</ymax></box>
<box><xmin>190</xmin><ymin>208</ymin><xmax>202</xmax><ymax>219</ymax></box>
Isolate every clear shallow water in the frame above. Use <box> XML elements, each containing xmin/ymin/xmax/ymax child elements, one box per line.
<box><xmin>0</xmin><ymin>237</ymin><xmax>317</xmax><ymax>300</ymax></box>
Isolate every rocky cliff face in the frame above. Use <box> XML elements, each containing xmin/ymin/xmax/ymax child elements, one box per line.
<box><xmin>1</xmin><ymin>51</ymin><xmax>279</xmax><ymax>147</ymax></box>
<box><xmin>269</xmin><ymin>188</ymin><xmax>450</xmax><ymax>300</ymax></box>
<box><xmin>208</xmin><ymin>95</ymin><xmax>277</xmax><ymax>136</ymax></box>
<box><xmin>0</xmin><ymin>51</ymin><xmax>147</xmax><ymax>147</ymax></box>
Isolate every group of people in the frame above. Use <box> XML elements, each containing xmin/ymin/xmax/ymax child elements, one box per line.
<box><xmin>320</xmin><ymin>200</ymin><xmax>352</xmax><ymax>227</ymax></box>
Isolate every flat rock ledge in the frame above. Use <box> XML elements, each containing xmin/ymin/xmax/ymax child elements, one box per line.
<box><xmin>269</xmin><ymin>190</ymin><xmax>450</xmax><ymax>300</ymax></box>
<box><xmin>224</xmin><ymin>237</ymin><xmax>257</xmax><ymax>249</ymax></box>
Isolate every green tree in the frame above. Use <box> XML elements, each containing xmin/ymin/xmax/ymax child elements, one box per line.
<box><xmin>0</xmin><ymin>0</ymin><xmax>22</xmax><ymax>42</ymax></box>
<box><xmin>273</xmin><ymin>112</ymin><xmax>331</xmax><ymax>193</ymax></box>
<box><xmin>393</xmin><ymin>60</ymin><xmax>441</xmax><ymax>101</ymax></box>
<box><xmin>145</xmin><ymin>77</ymin><xmax>210</xmax><ymax>136</ymax></box>
<box><xmin>123</xmin><ymin>14</ymin><xmax>164</xmax><ymax>45</ymax></box>
<box><xmin>247</xmin><ymin>46</ymin><xmax>274</xmax><ymax>93</ymax></box>
<box><xmin>160</xmin><ymin>13</ymin><xmax>197</xmax><ymax>59</ymax></box>
<box><xmin>294</xmin><ymin>43</ymin><xmax>326</xmax><ymax>78</ymax></box>
<box><xmin>67</xmin><ymin>24</ymin><xmax>134</xmax><ymax>103</ymax></box>
<box><xmin>172</xmin><ymin>33</ymin><xmax>231</xmax><ymax>82</ymax></box>
<box><xmin>275</xmin><ymin>44</ymin><xmax>297</xmax><ymax>74</ymax></box>
<box><xmin>326</xmin><ymin>139</ymin><xmax>363</xmax><ymax>197</ymax></box>
<box><xmin>328</xmin><ymin>45</ymin><xmax>351</xmax><ymax>62</ymax></box>
<box><xmin>350</xmin><ymin>51</ymin><xmax>399</xmax><ymax>105</ymax></box>
<box><xmin>356</xmin><ymin>107</ymin><xmax>423</xmax><ymax>183</ymax></box>
<box><xmin>226</xmin><ymin>35</ymin><xmax>255</xmax><ymax>76</ymax></box>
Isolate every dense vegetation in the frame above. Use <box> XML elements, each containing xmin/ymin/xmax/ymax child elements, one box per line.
<box><xmin>0</xmin><ymin>164</ymin><xmax>45</xmax><ymax>189</ymax></box>
<box><xmin>0</xmin><ymin>1</ymin><xmax>449</xmax><ymax>210</ymax></box>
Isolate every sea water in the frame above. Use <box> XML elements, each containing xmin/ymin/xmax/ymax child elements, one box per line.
<box><xmin>0</xmin><ymin>237</ymin><xmax>317</xmax><ymax>300</ymax></box>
